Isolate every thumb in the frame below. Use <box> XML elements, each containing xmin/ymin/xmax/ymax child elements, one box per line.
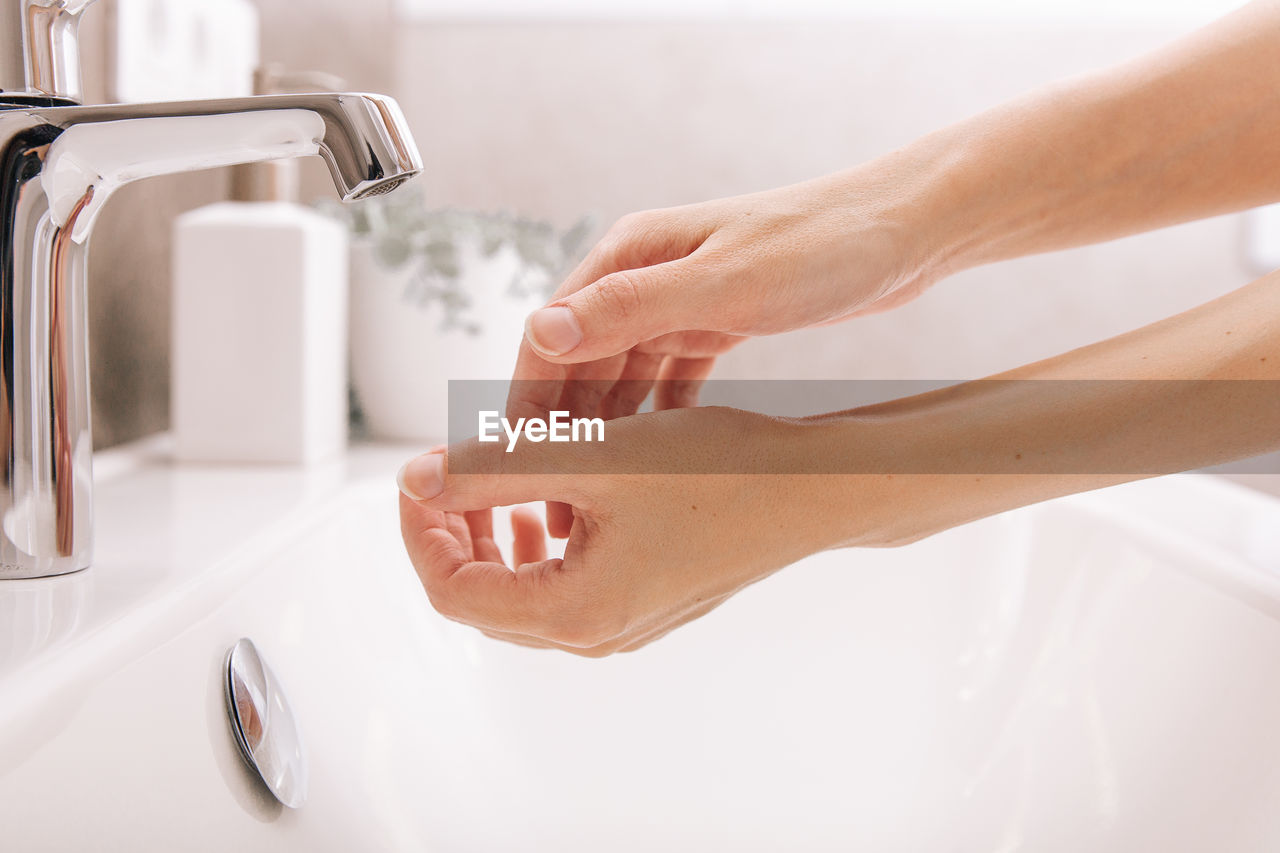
<box><xmin>397</xmin><ymin>435</ymin><xmax>590</xmax><ymax>513</ymax></box>
<box><xmin>523</xmin><ymin>259</ymin><xmax>699</xmax><ymax>363</ymax></box>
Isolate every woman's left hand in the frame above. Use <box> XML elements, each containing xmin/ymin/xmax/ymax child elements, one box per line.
<box><xmin>397</xmin><ymin>406</ymin><xmax>876</xmax><ymax>656</ymax></box>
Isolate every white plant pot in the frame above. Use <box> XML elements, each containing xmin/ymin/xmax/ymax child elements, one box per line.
<box><xmin>348</xmin><ymin>237</ymin><xmax>544</xmax><ymax>443</ymax></box>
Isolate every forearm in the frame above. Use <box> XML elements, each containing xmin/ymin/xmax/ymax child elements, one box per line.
<box><xmin>804</xmin><ymin>270</ymin><xmax>1280</xmax><ymax>548</ymax></box>
<box><xmin>858</xmin><ymin>0</ymin><xmax>1280</xmax><ymax>281</ymax></box>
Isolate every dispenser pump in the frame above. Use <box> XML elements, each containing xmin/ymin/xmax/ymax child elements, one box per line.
<box><xmin>229</xmin><ymin>64</ymin><xmax>347</xmax><ymax>203</ymax></box>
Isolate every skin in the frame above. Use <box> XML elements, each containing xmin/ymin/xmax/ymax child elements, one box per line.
<box><xmin>400</xmin><ymin>1</ymin><xmax>1280</xmax><ymax>655</ymax></box>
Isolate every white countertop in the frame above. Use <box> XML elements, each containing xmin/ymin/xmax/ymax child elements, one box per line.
<box><xmin>0</xmin><ymin>437</ymin><xmax>424</xmax><ymax>682</ymax></box>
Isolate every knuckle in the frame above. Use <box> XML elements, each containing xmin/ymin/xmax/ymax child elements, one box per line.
<box><xmin>592</xmin><ymin>215</ymin><xmax>643</xmax><ymax>264</ymax></box>
<box><xmin>562</xmin><ymin>383</ymin><xmax>609</xmax><ymax>418</ymax></box>
<box><xmin>609</xmin><ymin>211</ymin><xmax>645</xmax><ymax>237</ymax></box>
<box><xmin>585</xmin><ymin>238</ymin><xmax>622</xmax><ymax>275</ymax></box>
<box><xmin>505</xmin><ymin>376</ymin><xmax>556</xmax><ymax>420</ymax></box>
<box><xmin>602</xmin><ymin>211</ymin><xmax>673</xmax><ymax>261</ymax></box>
<box><xmin>595</xmin><ymin>206</ymin><xmax>721</xmax><ymax>274</ymax></box>
<box><xmin>588</xmin><ymin>270</ymin><xmax>645</xmax><ymax>323</ymax></box>
<box><xmin>425</xmin><ymin>587</ymin><xmax>460</xmax><ymax>622</ymax></box>
<box><xmin>606</xmin><ymin>380</ymin><xmax>654</xmax><ymax>414</ymax></box>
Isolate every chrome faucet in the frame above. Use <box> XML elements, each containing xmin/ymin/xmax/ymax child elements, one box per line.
<box><xmin>0</xmin><ymin>0</ymin><xmax>423</xmax><ymax>579</ymax></box>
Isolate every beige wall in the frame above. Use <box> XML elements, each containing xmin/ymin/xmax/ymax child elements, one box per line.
<box><xmin>396</xmin><ymin>19</ymin><xmax>1253</xmax><ymax>383</ymax></box>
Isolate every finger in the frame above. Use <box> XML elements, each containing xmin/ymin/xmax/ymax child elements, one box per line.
<box><xmin>524</xmin><ymin>258</ymin><xmax>707</xmax><ymax>363</ymax></box>
<box><xmin>654</xmin><ymin>356</ymin><xmax>716</xmax><ymax>411</ymax></box>
<box><xmin>600</xmin><ymin>350</ymin><xmax>663</xmax><ymax>420</ymax></box>
<box><xmin>464</xmin><ymin>508</ymin><xmax>494</xmax><ymax>541</ymax></box>
<box><xmin>507</xmin><ymin>354</ymin><xmax>622</xmax><ymax>539</ymax></box>
<box><xmin>555</xmin><ymin>208</ymin><xmax>712</xmax><ymax>301</ymax></box>
<box><xmin>512</xmin><ymin>218</ymin><xmax>707</xmax><ymax>538</ymax></box>
<box><xmin>556</xmin><ymin>353</ymin><xmax>630</xmax><ymax>425</ymax></box>
<box><xmin>506</xmin><ymin>227</ymin><xmax>642</xmax><ymax>411</ymax></box>
<box><xmin>403</xmin><ymin>493</ymin><xmax>560</xmax><ymax>632</ymax></box>
<box><xmin>507</xmin><ymin>340</ymin><xmax>566</xmax><ymax>420</ymax></box>
<box><xmin>553</xmin><ymin>230</ymin><xmax>634</xmax><ymax>300</ymax></box>
<box><xmin>398</xmin><ymin>439</ymin><xmax>586</xmax><ymax>513</ymax></box>
<box><xmin>517</xmin><ymin>345</ymin><xmax>628</xmax><ymax>547</ymax></box>
<box><xmin>509</xmin><ymin>207</ymin><xmax>719</xmax><ymax>431</ymax></box>
<box><xmin>399</xmin><ymin>496</ymin><xmax>468</xmax><ymax>573</ymax></box>
<box><xmin>507</xmin><ymin>352</ymin><xmax>602</xmax><ymax>544</ymax></box>
<box><xmin>549</xmin><ymin>355</ymin><xmax>630</xmax><ymax>541</ymax></box>
<box><xmin>545</xmin><ymin>501</ymin><xmax>574</xmax><ymax>540</ymax></box>
<box><xmin>443</xmin><ymin>510</ymin><xmax>477</xmax><ymax>560</ymax></box>
<box><xmin>466</xmin><ymin>509</ymin><xmax>504</xmax><ymax>565</ymax></box>
<box><xmin>511</xmin><ymin>505</ymin><xmax>548</xmax><ymax>566</ymax></box>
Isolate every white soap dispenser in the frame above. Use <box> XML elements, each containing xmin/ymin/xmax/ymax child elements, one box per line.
<box><xmin>171</xmin><ymin>69</ymin><xmax>350</xmax><ymax>465</ymax></box>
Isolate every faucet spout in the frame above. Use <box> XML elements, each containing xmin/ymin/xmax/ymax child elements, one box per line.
<box><xmin>42</xmin><ymin>93</ymin><xmax>422</xmax><ymax>241</ymax></box>
<box><xmin>0</xmin><ymin>92</ymin><xmax>422</xmax><ymax>577</ymax></box>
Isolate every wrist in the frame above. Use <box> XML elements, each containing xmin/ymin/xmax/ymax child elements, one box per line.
<box><xmin>782</xmin><ymin>403</ymin><xmax>1068</xmax><ymax>550</ymax></box>
<box><xmin>827</xmin><ymin>132</ymin><xmax>991</xmax><ymax>298</ymax></box>
<box><xmin>786</xmin><ymin>378</ymin><xmax>1149</xmax><ymax>550</ymax></box>
<box><xmin>776</xmin><ymin>413</ymin><xmax>956</xmax><ymax>550</ymax></box>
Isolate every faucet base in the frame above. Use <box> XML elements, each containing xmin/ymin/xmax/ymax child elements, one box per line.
<box><xmin>0</xmin><ymin>561</ymin><xmax>89</xmax><ymax>580</ymax></box>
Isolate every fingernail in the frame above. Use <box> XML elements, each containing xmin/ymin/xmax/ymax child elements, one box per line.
<box><xmin>397</xmin><ymin>453</ymin><xmax>444</xmax><ymax>501</ymax></box>
<box><xmin>525</xmin><ymin>306</ymin><xmax>582</xmax><ymax>356</ymax></box>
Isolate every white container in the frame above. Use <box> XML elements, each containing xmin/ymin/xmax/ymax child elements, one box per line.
<box><xmin>348</xmin><ymin>237</ymin><xmax>541</xmax><ymax>443</ymax></box>
<box><xmin>171</xmin><ymin>202</ymin><xmax>349</xmax><ymax>463</ymax></box>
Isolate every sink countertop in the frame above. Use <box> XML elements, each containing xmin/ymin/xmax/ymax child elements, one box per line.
<box><xmin>1</xmin><ymin>433</ymin><xmax>1276</xmax><ymax>718</ymax></box>
<box><xmin>4</xmin><ymin>435</ymin><xmax>1279</xmax><ymax>695</ymax></box>
<box><xmin>0</xmin><ymin>437</ymin><xmax>423</xmax><ymax>689</ymax></box>
<box><xmin>0</xmin><ymin>435</ymin><xmax>1279</xmax><ymax>851</ymax></box>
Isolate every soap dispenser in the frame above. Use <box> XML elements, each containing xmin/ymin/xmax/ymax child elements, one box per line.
<box><xmin>171</xmin><ymin>68</ymin><xmax>351</xmax><ymax>465</ymax></box>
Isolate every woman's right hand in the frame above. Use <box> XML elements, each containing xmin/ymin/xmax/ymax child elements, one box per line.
<box><xmin>507</xmin><ymin>161</ymin><xmax>944</xmax><ymax>424</ymax></box>
<box><xmin>511</xmin><ymin>0</ymin><xmax>1280</xmax><ymax>422</ymax></box>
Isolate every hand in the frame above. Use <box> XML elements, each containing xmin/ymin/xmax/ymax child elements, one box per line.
<box><xmin>524</xmin><ymin>167</ymin><xmax>936</xmax><ymax>361</ymax></box>
<box><xmin>404</xmin><ymin>254</ymin><xmax>1280</xmax><ymax>656</ymax></box>
<box><xmin>507</xmin><ymin>164</ymin><xmax>939</xmax><ymax>537</ymax></box>
<box><xmin>509</xmin><ymin>164</ymin><xmax>938</xmax><ymax>417</ymax></box>
<box><xmin>398</xmin><ymin>407</ymin><xmax>861</xmax><ymax>656</ymax></box>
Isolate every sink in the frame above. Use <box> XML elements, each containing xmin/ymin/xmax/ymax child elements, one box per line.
<box><xmin>1</xmin><ymin>439</ymin><xmax>1279</xmax><ymax>851</ymax></box>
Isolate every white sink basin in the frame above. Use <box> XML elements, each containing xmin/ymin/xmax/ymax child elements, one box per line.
<box><xmin>1</xmin><ymin>439</ymin><xmax>1279</xmax><ymax>851</ymax></box>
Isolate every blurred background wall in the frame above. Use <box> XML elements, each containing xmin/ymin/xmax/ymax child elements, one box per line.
<box><xmin>79</xmin><ymin>0</ymin><xmax>1275</xmax><ymax>490</ymax></box>
<box><xmin>394</xmin><ymin>17</ymin><xmax>1250</xmax><ymax>385</ymax></box>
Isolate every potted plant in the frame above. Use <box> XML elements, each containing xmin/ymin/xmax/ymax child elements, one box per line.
<box><xmin>323</xmin><ymin>187</ymin><xmax>593</xmax><ymax>442</ymax></box>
